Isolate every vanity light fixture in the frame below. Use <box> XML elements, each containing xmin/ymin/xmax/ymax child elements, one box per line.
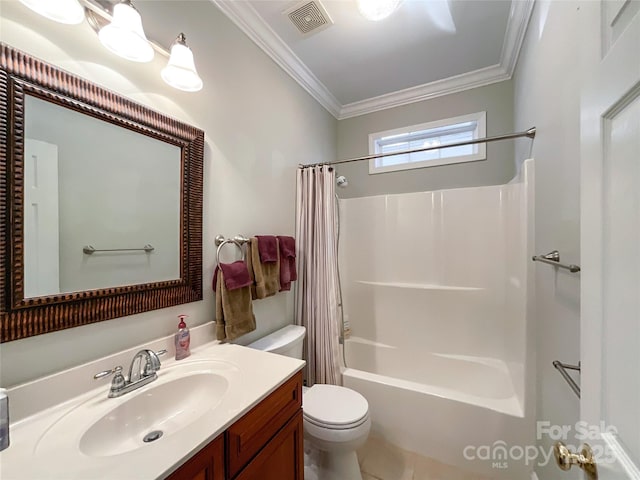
<box><xmin>19</xmin><ymin>0</ymin><xmax>204</xmax><ymax>92</ymax></box>
<box><xmin>357</xmin><ymin>0</ymin><xmax>402</xmax><ymax>21</ymax></box>
<box><xmin>18</xmin><ymin>0</ymin><xmax>85</xmax><ymax>25</ymax></box>
<box><xmin>161</xmin><ymin>34</ymin><xmax>203</xmax><ymax>92</ymax></box>
<box><xmin>98</xmin><ymin>0</ymin><xmax>154</xmax><ymax>63</ymax></box>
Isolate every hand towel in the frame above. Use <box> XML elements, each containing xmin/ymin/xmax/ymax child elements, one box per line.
<box><xmin>214</xmin><ymin>266</ymin><xmax>256</xmax><ymax>341</ymax></box>
<box><xmin>246</xmin><ymin>237</ymin><xmax>280</xmax><ymax>299</ymax></box>
<box><xmin>277</xmin><ymin>236</ymin><xmax>297</xmax><ymax>291</ymax></box>
<box><xmin>255</xmin><ymin>235</ymin><xmax>279</xmax><ymax>262</ymax></box>
<box><xmin>212</xmin><ymin>261</ymin><xmax>253</xmax><ymax>292</ymax></box>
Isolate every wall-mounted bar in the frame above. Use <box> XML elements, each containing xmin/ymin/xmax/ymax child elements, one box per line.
<box><xmin>214</xmin><ymin>234</ymin><xmax>249</xmax><ymax>266</ymax></box>
<box><xmin>214</xmin><ymin>234</ymin><xmax>250</xmax><ymax>247</ymax></box>
<box><xmin>300</xmin><ymin>127</ymin><xmax>536</xmax><ymax>168</ymax></box>
<box><xmin>83</xmin><ymin>244</ymin><xmax>154</xmax><ymax>255</ymax></box>
<box><xmin>553</xmin><ymin>360</ymin><xmax>581</xmax><ymax>398</ymax></box>
<box><xmin>532</xmin><ymin>250</ymin><xmax>581</xmax><ymax>273</ymax></box>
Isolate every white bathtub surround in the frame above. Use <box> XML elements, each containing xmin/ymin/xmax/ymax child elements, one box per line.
<box><xmin>295</xmin><ymin>165</ymin><xmax>342</xmax><ymax>385</ymax></box>
<box><xmin>340</xmin><ymin>160</ymin><xmax>535</xmax><ymax>478</ymax></box>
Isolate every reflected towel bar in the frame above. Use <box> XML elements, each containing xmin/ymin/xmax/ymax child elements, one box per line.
<box><xmin>83</xmin><ymin>244</ymin><xmax>154</xmax><ymax>255</ymax></box>
<box><xmin>532</xmin><ymin>250</ymin><xmax>581</xmax><ymax>273</ymax></box>
<box><xmin>553</xmin><ymin>360</ymin><xmax>581</xmax><ymax>398</ymax></box>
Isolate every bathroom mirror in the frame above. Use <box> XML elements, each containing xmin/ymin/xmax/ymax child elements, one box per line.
<box><xmin>0</xmin><ymin>44</ymin><xmax>204</xmax><ymax>342</ymax></box>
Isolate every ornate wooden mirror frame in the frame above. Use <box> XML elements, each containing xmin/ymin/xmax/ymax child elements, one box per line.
<box><xmin>0</xmin><ymin>44</ymin><xmax>204</xmax><ymax>342</ymax></box>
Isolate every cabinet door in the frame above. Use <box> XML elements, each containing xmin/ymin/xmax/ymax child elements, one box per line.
<box><xmin>226</xmin><ymin>372</ymin><xmax>302</xmax><ymax>478</ymax></box>
<box><xmin>165</xmin><ymin>435</ymin><xmax>224</xmax><ymax>480</ymax></box>
<box><xmin>234</xmin><ymin>410</ymin><xmax>304</xmax><ymax>480</ymax></box>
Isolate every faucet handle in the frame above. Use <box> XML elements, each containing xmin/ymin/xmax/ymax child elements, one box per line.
<box><xmin>94</xmin><ymin>365</ymin><xmax>123</xmax><ymax>380</ymax></box>
<box><xmin>142</xmin><ymin>350</ymin><xmax>166</xmax><ymax>376</ymax></box>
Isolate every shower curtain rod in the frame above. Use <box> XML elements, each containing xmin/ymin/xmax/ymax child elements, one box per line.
<box><xmin>301</xmin><ymin>126</ymin><xmax>536</xmax><ymax>168</ymax></box>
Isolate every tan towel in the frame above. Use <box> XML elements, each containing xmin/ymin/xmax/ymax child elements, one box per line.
<box><xmin>215</xmin><ymin>269</ymin><xmax>256</xmax><ymax>341</ymax></box>
<box><xmin>246</xmin><ymin>237</ymin><xmax>281</xmax><ymax>299</ymax></box>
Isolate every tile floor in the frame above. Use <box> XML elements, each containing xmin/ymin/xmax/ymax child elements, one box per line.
<box><xmin>357</xmin><ymin>436</ymin><xmax>495</xmax><ymax>480</ymax></box>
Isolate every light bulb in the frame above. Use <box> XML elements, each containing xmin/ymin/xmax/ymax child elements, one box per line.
<box><xmin>161</xmin><ymin>34</ymin><xmax>203</xmax><ymax>92</ymax></box>
<box><xmin>357</xmin><ymin>0</ymin><xmax>402</xmax><ymax>21</ymax></box>
<box><xmin>98</xmin><ymin>1</ymin><xmax>154</xmax><ymax>63</ymax></box>
<box><xmin>19</xmin><ymin>0</ymin><xmax>85</xmax><ymax>25</ymax></box>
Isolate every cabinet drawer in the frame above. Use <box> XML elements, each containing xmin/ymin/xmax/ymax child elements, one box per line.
<box><xmin>226</xmin><ymin>371</ymin><xmax>302</xmax><ymax>478</ymax></box>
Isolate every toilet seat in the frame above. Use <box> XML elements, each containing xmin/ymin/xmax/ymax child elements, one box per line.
<box><xmin>303</xmin><ymin>412</ymin><xmax>369</xmax><ymax>430</ymax></box>
<box><xmin>303</xmin><ymin>384</ymin><xmax>369</xmax><ymax>430</ymax></box>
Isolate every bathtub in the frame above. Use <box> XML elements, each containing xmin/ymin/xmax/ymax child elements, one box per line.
<box><xmin>344</xmin><ymin>336</ymin><xmax>523</xmax><ymax>417</ymax></box>
<box><xmin>343</xmin><ymin>337</ymin><xmax>531</xmax><ymax>478</ymax></box>
<box><xmin>338</xmin><ymin>161</ymin><xmax>535</xmax><ymax>479</ymax></box>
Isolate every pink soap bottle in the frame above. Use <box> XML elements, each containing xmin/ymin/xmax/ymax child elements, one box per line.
<box><xmin>174</xmin><ymin>314</ymin><xmax>191</xmax><ymax>360</ymax></box>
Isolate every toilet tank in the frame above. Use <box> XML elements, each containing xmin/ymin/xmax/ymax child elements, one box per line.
<box><xmin>247</xmin><ymin>325</ymin><xmax>306</xmax><ymax>359</ymax></box>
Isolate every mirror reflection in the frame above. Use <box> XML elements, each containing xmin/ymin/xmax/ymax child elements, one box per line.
<box><xmin>23</xmin><ymin>94</ymin><xmax>181</xmax><ymax>298</ymax></box>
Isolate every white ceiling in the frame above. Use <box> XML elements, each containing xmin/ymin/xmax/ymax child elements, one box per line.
<box><xmin>213</xmin><ymin>0</ymin><xmax>535</xmax><ymax>119</ymax></box>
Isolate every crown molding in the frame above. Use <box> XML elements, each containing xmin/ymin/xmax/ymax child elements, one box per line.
<box><xmin>338</xmin><ymin>0</ymin><xmax>535</xmax><ymax>119</ymax></box>
<box><xmin>338</xmin><ymin>64</ymin><xmax>510</xmax><ymax>119</ymax></box>
<box><xmin>212</xmin><ymin>0</ymin><xmax>534</xmax><ymax>120</ymax></box>
<box><xmin>500</xmin><ymin>0</ymin><xmax>535</xmax><ymax>76</ymax></box>
<box><xmin>211</xmin><ymin>0</ymin><xmax>341</xmax><ymax>117</ymax></box>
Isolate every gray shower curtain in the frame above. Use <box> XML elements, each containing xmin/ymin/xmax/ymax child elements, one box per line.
<box><xmin>295</xmin><ymin>165</ymin><xmax>341</xmax><ymax>386</ymax></box>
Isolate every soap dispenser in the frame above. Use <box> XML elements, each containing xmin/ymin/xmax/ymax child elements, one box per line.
<box><xmin>174</xmin><ymin>314</ymin><xmax>191</xmax><ymax>360</ymax></box>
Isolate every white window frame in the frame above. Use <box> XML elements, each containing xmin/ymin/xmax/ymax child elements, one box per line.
<box><xmin>368</xmin><ymin>111</ymin><xmax>487</xmax><ymax>174</ymax></box>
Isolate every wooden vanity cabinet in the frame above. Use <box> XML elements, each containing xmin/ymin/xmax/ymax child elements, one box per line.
<box><xmin>166</xmin><ymin>436</ymin><xmax>225</xmax><ymax>480</ymax></box>
<box><xmin>166</xmin><ymin>371</ymin><xmax>303</xmax><ymax>480</ymax></box>
<box><xmin>234</xmin><ymin>410</ymin><xmax>303</xmax><ymax>480</ymax></box>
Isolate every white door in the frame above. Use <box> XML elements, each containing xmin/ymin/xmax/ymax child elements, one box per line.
<box><xmin>581</xmin><ymin>0</ymin><xmax>640</xmax><ymax>479</ymax></box>
<box><xmin>23</xmin><ymin>138</ymin><xmax>60</xmax><ymax>298</ymax></box>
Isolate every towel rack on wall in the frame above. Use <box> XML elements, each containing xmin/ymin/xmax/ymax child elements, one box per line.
<box><xmin>532</xmin><ymin>251</ymin><xmax>581</xmax><ymax>273</ymax></box>
<box><xmin>214</xmin><ymin>234</ymin><xmax>249</xmax><ymax>247</ymax></box>
<box><xmin>215</xmin><ymin>234</ymin><xmax>249</xmax><ymax>266</ymax></box>
<box><xmin>83</xmin><ymin>244</ymin><xmax>154</xmax><ymax>255</ymax></box>
<box><xmin>553</xmin><ymin>360</ymin><xmax>581</xmax><ymax>398</ymax></box>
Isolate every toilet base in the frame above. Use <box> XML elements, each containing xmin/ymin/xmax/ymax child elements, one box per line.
<box><xmin>305</xmin><ymin>442</ymin><xmax>363</xmax><ymax>480</ymax></box>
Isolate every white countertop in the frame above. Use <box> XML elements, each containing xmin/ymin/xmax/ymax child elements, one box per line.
<box><xmin>0</xmin><ymin>331</ymin><xmax>305</xmax><ymax>480</ymax></box>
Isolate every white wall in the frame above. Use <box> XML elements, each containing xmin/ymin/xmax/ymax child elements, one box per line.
<box><xmin>513</xmin><ymin>1</ymin><xmax>596</xmax><ymax>477</ymax></box>
<box><xmin>0</xmin><ymin>0</ymin><xmax>336</xmax><ymax>387</ymax></box>
<box><xmin>336</xmin><ymin>80</ymin><xmax>515</xmax><ymax>198</ymax></box>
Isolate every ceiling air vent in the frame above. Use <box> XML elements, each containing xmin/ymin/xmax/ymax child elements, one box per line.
<box><xmin>285</xmin><ymin>0</ymin><xmax>333</xmax><ymax>36</ymax></box>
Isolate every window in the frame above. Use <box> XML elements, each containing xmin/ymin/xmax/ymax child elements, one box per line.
<box><xmin>368</xmin><ymin>111</ymin><xmax>487</xmax><ymax>174</ymax></box>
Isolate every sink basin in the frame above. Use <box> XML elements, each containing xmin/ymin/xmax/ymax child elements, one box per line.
<box><xmin>34</xmin><ymin>360</ymin><xmax>238</xmax><ymax>458</ymax></box>
<box><xmin>80</xmin><ymin>372</ymin><xmax>228</xmax><ymax>457</ymax></box>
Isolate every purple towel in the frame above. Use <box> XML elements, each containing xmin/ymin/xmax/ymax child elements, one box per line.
<box><xmin>212</xmin><ymin>261</ymin><xmax>252</xmax><ymax>291</ymax></box>
<box><xmin>255</xmin><ymin>235</ymin><xmax>278</xmax><ymax>263</ymax></box>
<box><xmin>277</xmin><ymin>236</ymin><xmax>297</xmax><ymax>291</ymax></box>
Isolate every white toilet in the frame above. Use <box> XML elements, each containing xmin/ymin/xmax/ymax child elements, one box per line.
<box><xmin>248</xmin><ymin>325</ymin><xmax>371</xmax><ymax>480</ymax></box>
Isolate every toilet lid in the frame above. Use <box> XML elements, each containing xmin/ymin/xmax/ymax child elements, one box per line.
<box><xmin>303</xmin><ymin>385</ymin><xmax>369</xmax><ymax>427</ymax></box>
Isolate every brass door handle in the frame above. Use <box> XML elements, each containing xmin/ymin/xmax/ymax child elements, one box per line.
<box><xmin>554</xmin><ymin>441</ymin><xmax>598</xmax><ymax>479</ymax></box>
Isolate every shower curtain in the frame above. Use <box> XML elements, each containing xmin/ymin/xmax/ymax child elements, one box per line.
<box><xmin>295</xmin><ymin>165</ymin><xmax>341</xmax><ymax>386</ymax></box>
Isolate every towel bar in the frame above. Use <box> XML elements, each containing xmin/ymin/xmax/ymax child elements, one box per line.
<box><xmin>532</xmin><ymin>251</ymin><xmax>581</xmax><ymax>273</ymax></box>
<box><xmin>214</xmin><ymin>234</ymin><xmax>249</xmax><ymax>247</ymax></box>
<box><xmin>83</xmin><ymin>244</ymin><xmax>154</xmax><ymax>255</ymax></box>
<box><xmin>553</xmin><ymin>360</ymin><xmax>581</xmax><ymax>398</ymax></box>
<box><xmin>215</xmin><ymin>234</ymin><xmax>248</xmax><ymax>266</ymax></box>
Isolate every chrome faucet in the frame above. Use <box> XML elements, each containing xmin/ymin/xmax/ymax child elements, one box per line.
<box><xmin>94</xmin><ymin>349</ymin><xmax>166</xmax><ymax>398</ymax></box>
